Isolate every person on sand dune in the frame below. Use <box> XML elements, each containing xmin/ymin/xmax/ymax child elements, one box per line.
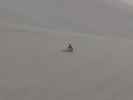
<box><xmin>62</xmin><ymin>41</ymin><xmax>73</xmax><ymax>52</ymax></box>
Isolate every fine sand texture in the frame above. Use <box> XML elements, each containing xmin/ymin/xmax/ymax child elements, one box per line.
<box><xmin>0</xmin><ymin>31</ymin><xmax>133</xmax><ymax>100</ymax></box>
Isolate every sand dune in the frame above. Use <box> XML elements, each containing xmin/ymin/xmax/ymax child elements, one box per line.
<box><xmin>0</xmin><ymin>2</ymin><xmax>131</xmax><ymax>99</ymax></box>
<box><xmin>0</xmin><ymin>11</ymin><xmax>132</xmax><ymax>100</ymax></box>
<box><xmin>0</xmin><ymin>29</ymin><xmax>132</xmax><ymax>100</ymax></box>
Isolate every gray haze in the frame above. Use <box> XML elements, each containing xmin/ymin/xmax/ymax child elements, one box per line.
<box><xmin>0</xmin><ymin>0</ymin><xmax>131</xmax><ymax>34</ymax></box>
<box><xmin>1</xmin><ymin>0</ymin><xmax>133</xmax><ymax>100</ymax></box>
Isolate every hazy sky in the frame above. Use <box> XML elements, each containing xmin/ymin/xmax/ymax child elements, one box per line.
<box><xmin>0</xmin><ymin>0</ymin><xmax>131</xmax><ymax>34</ymax></box>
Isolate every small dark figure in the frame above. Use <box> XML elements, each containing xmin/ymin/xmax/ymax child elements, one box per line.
<box><xmin>62</xmin><ymin>42</ymin><xmax>73</xmax><ymax>52</ymax></box>
<box><xmin>67</xmin><ymin>43</ymin><xmax>73</xmax><ymax>52</ymax></box>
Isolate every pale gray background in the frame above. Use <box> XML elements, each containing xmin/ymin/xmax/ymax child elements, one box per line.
<box><xmin>0</xmin><ymin>0</ymin><xmax>132</xmax><ymax>100</ymax></box>
<box><xmin>0</xmin><ymin>0</ymin><xmax>130</xmax><ymax>34</ymax></box>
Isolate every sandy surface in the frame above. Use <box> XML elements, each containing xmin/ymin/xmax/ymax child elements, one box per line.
<box><xmin>0</xmin><ymin>31</ymin><xmax>133</xmax><ymax>100</ymax></box>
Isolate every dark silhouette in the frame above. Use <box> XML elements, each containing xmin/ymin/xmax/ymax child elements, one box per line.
<box><xmin>62</xmin><ymin>42</ymin><xmax>73</xmax><ymax>52</ymax></box>
<box><xmin>67</xmin><ymin>43</ymin><xmax>73</xmax><ymax>52</ymax></box>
